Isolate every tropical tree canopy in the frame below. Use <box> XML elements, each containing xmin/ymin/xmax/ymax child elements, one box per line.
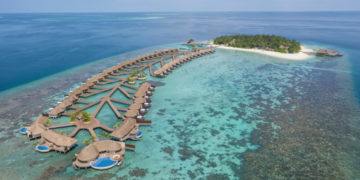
<box><xmin>90</xmin><ymin>135</ymin><xmax>96</xmax><ymax>141</ymax></box>
<box><xmin>138</xmin><ymin>70</ymin><xmax>147</xmax><ymax>78</ymax></box>
<box><xmin>187</xmin><ymin>39</ymin><xmax>194</xmax><ymax>44</ymax></box>
<box><xmin>127</xmin><ymin>76</ymin><xmax>135</xmax><ymax>82</ymax></box>
<box><xmin>82</xmin><ymin>139</ymin><xmax>90</xmax><ymax>144</ymax></box>
<box><xmin>130</xmin><ymin>70</ymin><xmax>138</xmax><ymax>78</ymax></box>
<box><xmin>214</xmin><ymin>35</ymin><xmax>301</xmax><ymax>53</ymax></box>
<box><xmin>70</xmin><ymin>111</ymin><xmax>91</xmax><ymax>122</ymax></box>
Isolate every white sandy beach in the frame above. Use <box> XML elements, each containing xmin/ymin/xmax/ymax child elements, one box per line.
<box><xmin>212</xmin><ymin>44</ymin><xmax>314</xmax><ymax>60</ymax></box>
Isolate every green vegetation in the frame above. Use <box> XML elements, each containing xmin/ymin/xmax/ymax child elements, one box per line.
<box><xmin>113</xmin><ymin>122</ymin><xmax>121</xmax><ymax>129</ymax></box>
<box><xmin>127</xmin><ymin>76</ymin><xmax>135</xmax><ymax>83</ymax></box>
<box><xmin>276</xmin><ymin>49</ymin><xmax>287</xmax><ymax>54</ymax></box>
<box><xmin>70</xmin><ymin>111</ymin><xmax>91</xmax><ymax>123</ymax></box>
<box><xmin>187</xmin><ymin>39</ymin><xmax>194</xmax><ymax>44</ymax></box>
<box><xmin>83</xmin><ymin>136</ymin><xmax>96</xmax><ymax>145</ymax></box>
<box><xmin>46</xmin><ymin>119</ymin><xmax>51</xmax><ymax>125</ymax></box>
<box><xmin>82</xmin><ymin>139</ymin><xmax>90</xmax><ymax>145</ymax></box>
<box><xmin>130</xmin><ymin>71</ymin><xmax>138</xmax><ymax>78</ymax></box>
<box><xmin>138</xmin><ymin>70</ymin><xmax>147</xmax><ymax>79</ymax></box>
<box><xmin>214</xmin><ymin>35</ymin><xmax>301</xmax><ymax>53</ymax></box>
<box><xmin>101</xmin><ymin>131</ymin><xmax>112</xmax><ymax>138</ymax></box>
<box><xmin>128</xmin><ymin>70</ymin><xmax>146</xmax><ymax>80</ymax></box>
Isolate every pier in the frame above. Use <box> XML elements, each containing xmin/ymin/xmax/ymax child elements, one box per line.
<box><xmin>21</xmin><ymin>46</ymin><xmax>215</xmax><ymax>170</ymax></box>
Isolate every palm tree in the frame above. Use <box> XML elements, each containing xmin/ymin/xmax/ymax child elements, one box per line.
<box><xmin>127</xmin><ymin>76</ymin><xmax>135</xmax><ymax>83</ymax></box>
<box><xmin>101</xmin><ymin>131</ymin><xmax>107</xmax><ymax>137</ymax></box>
<box><xmin>130</xmin><ymin>70</ymin><xmax>138</xmax><ymax>78</ymax></box>
<box><xmin>82</xmin><ymin>139</ymin><xmax>90</xmax><ymax>145</ymax></box>
<box><xmin>113</xmin><ymin>122</ymin><xmax>121</xmax><ymax>129</ymax></box>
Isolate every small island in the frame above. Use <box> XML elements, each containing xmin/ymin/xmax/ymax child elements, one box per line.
<box><xmin>212</xmin><ymin>35</ymin><xmax>313</xmax><ymax>60</ymax></box>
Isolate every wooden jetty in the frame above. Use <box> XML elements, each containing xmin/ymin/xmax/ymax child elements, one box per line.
<box><xmin>21</xmin><ymin>46</ymin><xmax>215</xmax><ymax>170</ymax></box>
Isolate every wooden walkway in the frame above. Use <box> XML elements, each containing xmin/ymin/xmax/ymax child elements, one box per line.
<box><xmin>48</xmin><ymin>123</ymin><xmax>75</xmax><ymax>129</ymax></box>
<box><xmin>28</xmin><ymin>47</ymin><xmax>215</xmax><ymax>164</ymax></box>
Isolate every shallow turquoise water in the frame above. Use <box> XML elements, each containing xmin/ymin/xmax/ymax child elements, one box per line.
<box><xmin>0</xmin><ymin>41</ymin><xmax>358</xmax><ymax>179</ymax></box>
<box><xmin>0</xmin><ymin>12</ymin><xmax>359</xmax><ymax>179</ymax></box>
<box><xmin>26</xmin><ymin>47</ymin><xmax>320</xmax><ymax>179</ymax></box>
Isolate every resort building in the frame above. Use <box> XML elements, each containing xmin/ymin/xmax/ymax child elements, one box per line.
<box><xmin>49</xmin><ymin>95</ymin><xmax>79</xmax><ymax>118</ymax></box>
<box><xmin>316</xmin><ymin>49</ymin><xmax>343</xmax><ymax>57</ymax></box>
<box><xmin>153</xmin><ymin>48</ymin><xmax>215</xmax><ymax>77</ymax></box>
<box><xmin>24</xmin><ymin>115</ymin><xmax>48</xmax><ymax>139</ymax></box>
<box><xmin>36</xmin><ymin>130</ymin><xmax>77</xmax><ymax>153</ymax></box>
<box><xmin>110</xmin><ymin>118</ymin><xmax>142</xmax><ymax>141</ymax></box>
<box><xmin>72</xmin><ymin>140</ymin><xmax>126</xmax><ymax>170</ymax></box>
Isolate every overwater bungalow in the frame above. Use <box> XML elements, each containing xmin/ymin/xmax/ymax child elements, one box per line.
<box><xmin>124</xmin><ymin>109</ymin><xmax>139</xmax><ymax>118</ymax></box>
<box><xmin>133</xmin><ymin>82</ymin><xmax>153</xmax><ymax>98</ymax></box>
<box><xmin>153</xmin><ymin>48</ymin><xmax>215</xmax><ymax>78</ymax></box>
<box><xmin>110</xmin><ymin>118</ymin><xmax>142</xmax><ymax>141</ymax></box>
<box><xmin>134</xmin><ymin>97</ymin><xmax>151</xmax><ymax>108</ymax></box>
<box><xmin>25</xmin><ymin>115</ymin><xmax>48</xmax><ymax>139</ymax></box>
<box><xmin>49</xmin><ymin>107</ymin><xmax>64</xmax><ymax>118</ymax></box>
<box><xmin>316</xmin><ymin>49</ymin><xmax>343</xmax><ymax>57</ymax></box>
<box><xmin>36</xmin><ymin>130</ymin><xmax>77</xmax><ymax>153</ymax></box>
<box><xmin>72</xmin><ymin>140</ymin><xmax>126</xmax><ymax>170</ymax></box>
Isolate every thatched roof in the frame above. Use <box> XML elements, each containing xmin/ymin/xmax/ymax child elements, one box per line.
<box><xmin>317</xmin><ymin>49</ymin><xmax>327</xmax><ymax>54</ymax></box>
<box><xmin>50</xmin><ymin>94</ymin><xmax>81</xmax><ymax>115</ymax></box>
<box><xmin>153</xmin><ymin>49</ymin><xmax>214</xmax><ymax>76</ymax></box>
<box><xmin>128</xmin><ymin>103</ymin><xmax>142</xmax><ymax>110</ymax></box>
<box><xmin>110</xmin><ymin>118</ymin><xmax>137</xmax><ymax>140</ymax></box>
<box><xmin>29</xmin><ymin>116</ymin><xmax>48</xmax><ymax>136</ymax></box>
<box><xmin>77</xmin><ymin>140</ymin><xmax>124</xmax><ymax>162</ymax></box>
<box><xmin>124</xmin><ymin>110</ymin><xmax>138</xmax><ymax>118</ymax></box>
<box><xmin>42</xmin><ymin>130</ymin><xmax>77</xmax><ymax>147</ymax></box>
<box><xmin>134</xmin><ymin>98</ymin><xmax>146</xmax><ymax>104</ymax></box>
<box><xmin>48</xmin><ymin>102</ymin><xmax>67</xmax><ymax>115</ymax></box>
<box><xmin>134</xmin><ymin>83</ymin><xmax>150</xmax><ymax>97</ymax></box>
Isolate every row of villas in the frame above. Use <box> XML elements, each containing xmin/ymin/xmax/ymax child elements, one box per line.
<box><xmin>21</xmin><ymin>47</ymin><xmax>214</xmax><ymax>170</ymax></box>
<box><xmin>154</xmin><ymin>48</ymin><xmax>215</xmax><ymax>77</ymax></box>
<box><xmin>22</xmin><ymin>46</ymin><xmax>173</xmax><ymax>142</ymax></box>
<box><xmin>47</xmin><ymin>48</ymin><xmax>178</xmax><ymax>119</ymax></box>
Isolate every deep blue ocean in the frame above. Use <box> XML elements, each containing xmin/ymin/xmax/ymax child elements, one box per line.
<box><xmin>0</xmin><ymin>12</ymin><xmax>360</xmax><ymax>179</ymax></box>
<box><xmin>1</xmin><ymin>12</ymin><xmax>360</xmax><ymax>93</ymax></box>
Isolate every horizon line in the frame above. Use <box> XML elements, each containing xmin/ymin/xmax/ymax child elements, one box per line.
<box><xmin>1</xmin><ymin>10</ymin><xmax>360</xmax><ymax>14</ymax></box>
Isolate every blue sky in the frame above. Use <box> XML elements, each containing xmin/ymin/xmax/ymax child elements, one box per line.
<box><xmin>1</xmin><ymin>0</ymin><xmax>359</xmax><ymax>13</ymax></box>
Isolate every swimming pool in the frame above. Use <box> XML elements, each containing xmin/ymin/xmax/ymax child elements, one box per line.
<box><xmin>90</xmin><ymin>156</ymin><xmax>118</xmax><ymax>170</ymax></box>
<box><xmin>36</xmin><ymin>145</ymin><xmax>50</xmax><ymax>152</ymax></box>
<box><xmin>20</xmin><ymin>127</ymin><xmax>27</xmax><ymax>134</ymax></box>
<box><xmin>136</xmin><ymin>130</ymin><xmax>142</xmax><ymax>137</ymax></box>
<box><xmin>130</xmin><ymin>130</ymin><xmax>143</xmax><ymax>140</ymax></box>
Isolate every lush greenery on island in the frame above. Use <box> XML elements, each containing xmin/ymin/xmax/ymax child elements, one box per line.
<box><xmin>214</xmin><ymin>35</ymin><xmax>301</xmax><ymax>53</ymax></box>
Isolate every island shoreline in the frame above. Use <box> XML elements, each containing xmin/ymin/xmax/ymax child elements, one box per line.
<box><xmin>211</xmin><ymin>44</ymin><xmax>314</xmax><ymax>60</ymax></box>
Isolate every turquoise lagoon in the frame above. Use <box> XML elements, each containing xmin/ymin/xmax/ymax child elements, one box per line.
<box><xmin>3</xmin><ymin>43</ymin><xmax>356</xmax><ymax>179</ymax></box>
<box><xmin>0</xmin><ymin>12</ymin><xmax>360</xmax><ymax>179</ymax></box>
